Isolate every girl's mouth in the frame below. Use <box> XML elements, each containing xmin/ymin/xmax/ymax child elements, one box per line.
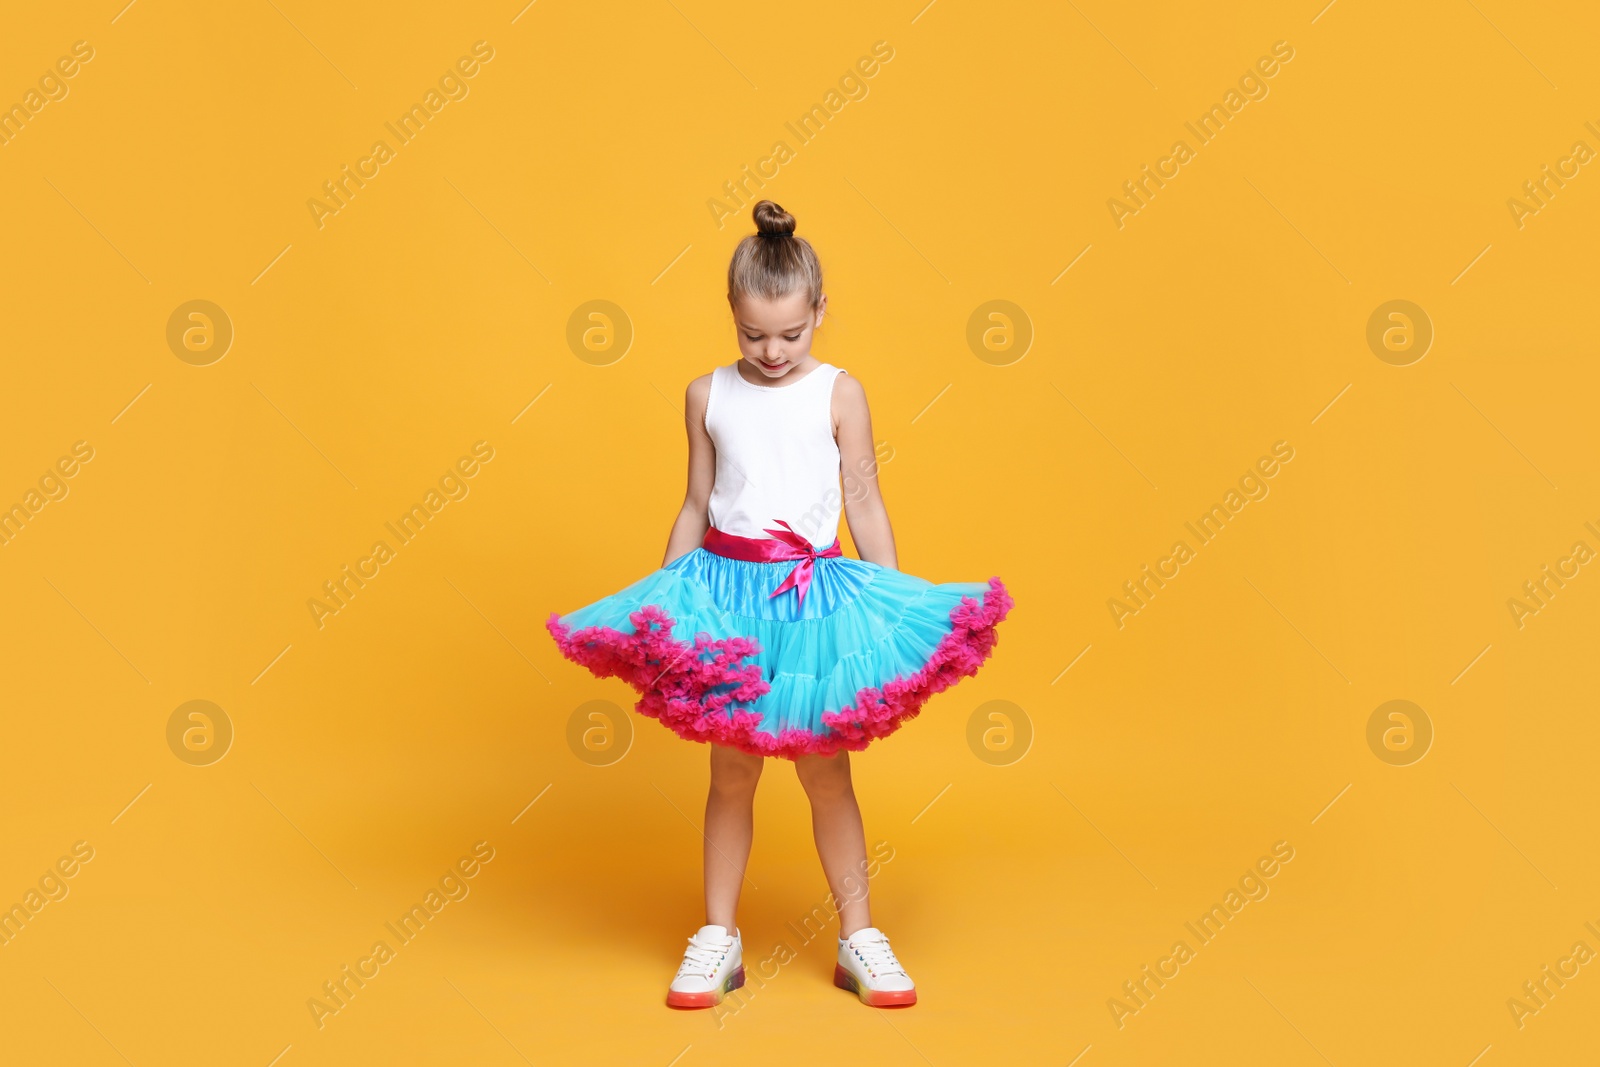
<box><xmin>760</xmin><ymin>359</ymin><xmax>786</xmax><ymax>369</ymax></box>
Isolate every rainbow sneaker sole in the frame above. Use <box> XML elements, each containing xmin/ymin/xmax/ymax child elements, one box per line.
<box><xmin>833</xmin><ymin>963</ymin><xmax>917</xmax><ymax>1007</ymax></box>
<box><xmin>666</xmin><ymin>965</ymin><xmax>745</xmax><ymax>1009</ymax></box>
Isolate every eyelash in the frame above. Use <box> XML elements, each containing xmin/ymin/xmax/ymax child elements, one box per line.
<box><xmin>748</xmin><ymin>334</ymin><xmax>801</xmax><ymax>342</ymax></box>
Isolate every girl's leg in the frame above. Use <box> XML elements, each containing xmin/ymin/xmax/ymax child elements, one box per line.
<box><xmin>793</xmin><ymin>751</ymin><xmax>872</xmax><ymax>936</ymax></box>
<box><xmin>704</xmin><ymin>743</ymin><xmax>764</xmax><ymax>930</ymax></box>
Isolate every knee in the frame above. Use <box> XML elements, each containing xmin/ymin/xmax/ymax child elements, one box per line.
<box><xmin>710</xmin><ymin>746</ymin><xmax>764</xmax><ymax>796</ymax></box>
<box><xmin>794</xmin><ymin>753</ymin><xmax>853</xmax><ymax>802</ymax></box>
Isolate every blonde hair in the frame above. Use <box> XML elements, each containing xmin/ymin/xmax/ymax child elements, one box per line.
<box><xmin>726</xmin><ymin>200</ymin><xmax>824</xmax><ymax>311</ymax></box>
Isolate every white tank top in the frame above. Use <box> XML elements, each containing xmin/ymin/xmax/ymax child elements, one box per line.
<box><xmin>704</xmin><ymin>361</ymin><xmax>847</xmax><ymax>549</ymax></box>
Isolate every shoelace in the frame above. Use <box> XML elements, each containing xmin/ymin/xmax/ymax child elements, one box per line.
<box><xmin>848</xmin><ymin>937</ymin><xmax>906</xmax><ymax>977</ymax></box>
<box><xmin>676</xmin><ymin>936</ymin><xmax>730</xmax><ymax>978</ymax></box>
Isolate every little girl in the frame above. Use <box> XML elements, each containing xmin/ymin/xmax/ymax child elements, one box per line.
<box><xmin>546</xmin><ymin>200</ymin><xmax>1013</xmax><ymax>1010</ymax></box>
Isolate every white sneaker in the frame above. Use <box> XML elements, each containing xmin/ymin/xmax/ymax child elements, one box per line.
<box><xmin>666</xmin><ymin>924</ymin><xmax>744</xmax><ymax>1008</ymax></box>
<box><xmin>834</xmin><ymin>927</ymin><xmax>917</xmax><ymax>1007</ymax></box>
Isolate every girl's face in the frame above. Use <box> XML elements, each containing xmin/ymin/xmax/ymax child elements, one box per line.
<box><xmin>731</xmin><ymin>290</ymin><xmax>827</xmax><ymax>381</ymax></box>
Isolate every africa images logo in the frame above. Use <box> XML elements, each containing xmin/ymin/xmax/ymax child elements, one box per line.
<box><xmin>1106</xmin><ymin>41</ymin><xmax>1296</xmax><ymax>230</ymax></box>
<box><xmin>705</xmin><ymin>40</ymin><xmax>895</xmax><ymax>229</ymax></box>
<box><xmin>306</xmin><ymin>41</ymin><xmax>496</xmax><ymax>230</ymax></box>
<box><xmin>306</xmin><ymin>442</ymin><xmax>495</xmax><ymax>629</ymax></box>
<box><xmin>1107</xmin><ymin>441</ymin><xmax>1295</xmax><ymax>628</ymax></box>
<box><xmin>305</xmin><ymin>842</ymin><xmax>495</xmax><ymax>1029</ymax></box>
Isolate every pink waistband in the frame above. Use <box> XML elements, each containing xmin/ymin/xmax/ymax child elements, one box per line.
<box><xmin>701</xmin><ymin>520</ymin><xmax>841</xmax><ymax>609</ymax></box>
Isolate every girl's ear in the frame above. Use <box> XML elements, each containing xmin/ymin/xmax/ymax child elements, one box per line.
<box><xmin>813</xmin><ymin>293</ymin><xmax>828</xmax><ymax>328</ymax></box>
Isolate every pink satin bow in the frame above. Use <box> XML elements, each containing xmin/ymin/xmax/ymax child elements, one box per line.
<box><xmin>701</xmin><ymin>519</ymin><xmax>842</xmax><ymax>609</ymax></box>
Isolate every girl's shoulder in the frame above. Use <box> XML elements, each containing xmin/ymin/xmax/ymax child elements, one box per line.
<box><xmin>828</xmin><ymin>365</ymin><xmax>864</xmax><ymax>402</ymax></box>
<box><xmin>827</xmin><ymin>367</ymin><xmax>868</xmax><ymax>435</ymax></box>
<box><xmin>690</xmin><ymin>362</ymin><xmax>738</xmax><ymax>393</ymax></box>
<box><xmin>685</xmin><ymin>369</ymin><xmax>718</xmax><ymax>431</ymax></box>
<box><xmin>685</xmin><ymin>370</ymin><xmax>715</xmax><ymax>399</ymax></box>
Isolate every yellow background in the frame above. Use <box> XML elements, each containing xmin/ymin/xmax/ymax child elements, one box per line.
<box><xmin>2</xmin><ymin>1</ymin><xmax>1597</xmax><ymax>1064</ymax></box>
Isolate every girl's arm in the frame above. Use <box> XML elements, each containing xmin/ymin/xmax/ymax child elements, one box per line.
<box><xmin>663</xmin><ymin>374</ymin><xmax>716</xmax><ymax>566</ymax></box>
<box><xmin>834</xmin><ymin>374</ymin><xmax>898</xmax><ymax>570</ymax></box>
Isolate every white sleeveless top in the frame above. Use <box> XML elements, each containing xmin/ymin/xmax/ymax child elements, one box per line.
<box><xmin>704</xmin><ymin>361</ymin><xmax>847</xmax><ymax>549</ymax></box>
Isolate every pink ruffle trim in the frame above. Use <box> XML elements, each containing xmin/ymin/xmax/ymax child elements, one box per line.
<box><xmin>545</xmin><ymin>578</ymin><xmax>1014</xmax><ymax>760</ymax></box>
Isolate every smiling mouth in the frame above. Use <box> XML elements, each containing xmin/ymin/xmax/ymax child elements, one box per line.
<box><xmin>760</xmin><ymin>359</ymin><xmax>785</xmax><ymax>369</ymax></box>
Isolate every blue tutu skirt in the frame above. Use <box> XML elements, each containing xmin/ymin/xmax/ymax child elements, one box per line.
<box><xmin>546</xmin><ymin>547</ymin><xmax>1013</xmax><ymax>760</ymax></box>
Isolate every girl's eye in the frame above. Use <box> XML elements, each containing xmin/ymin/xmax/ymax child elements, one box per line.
<box><xmin>745</xmin><ymin>334</ymin><xmax>762</xmax><ymax>341</ymax></box>
<box><xmin>783</xmin><ymin>334</ymin><xmax>801</xmax><ymax>342</ymax></box>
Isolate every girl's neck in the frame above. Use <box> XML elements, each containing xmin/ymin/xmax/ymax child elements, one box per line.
<box><xmin>735</xmin><ymin>355</ymin><xmax>820</xmax><ymax>388</ymax></box>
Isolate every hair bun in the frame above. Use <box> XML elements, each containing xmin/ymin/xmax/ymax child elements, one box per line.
<box><xmin>752</xmin><ymin>199</ymin><xmax>796</xmax><ymax>236</ymax></box>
